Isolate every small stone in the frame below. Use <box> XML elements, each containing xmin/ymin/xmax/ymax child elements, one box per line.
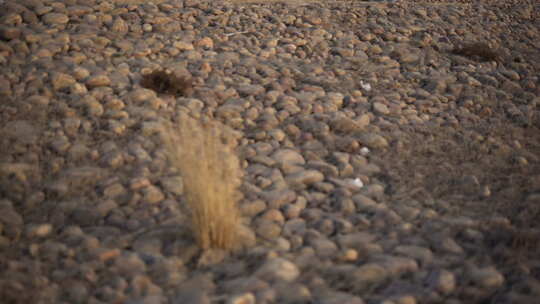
<box><xmin>427</xmin><ymin>270</ymin><xmax>456</xmax><ymax>295</ymax></box>
<box><xmin>373</xmin><ymin>102</ymin><xmax>390</xmax><ymax>115</ymax></box>
<box><xmin>337</xmin><ymin>232</ymin><xmax>376</xmax><ymax>249</ymax></box>
<box><xmin>283</xmin><ymin>204</ymin><xmax>303</xmax><ymax>219</ymax></box>
<box><xmin>351</xmin><ymin>263</ymin><xmax>388</xmax><ymax>292</ymax></box>
<box><xmin>394</xmin><ymin>245</ymin><xmax>433</xmax><ymax>265</ymax></box>
<box><xmin>237</xmin><ymin>84</ymin><xmax>265</xmax><ymax>96</ymax></box>
<box><xmin>392</xmin><ymin>295</ymin><xmax>417</xmax><ymax>304</ymax></box>
<box><xmin>0</xmin><ymin>26</ymin><xmax>21</xmax><ymax>40</ymax></box>
<box><xmin>111</xmin><ymin>17</ymin><xmax>128</xmax><ymax>33</ymax></box>
<box><xmin>51</xmin><ymin>72</ymin><xmax>76</xmax><ymax>91</ymax></box>
<box><xmin>469</xmin><ymin>267</ymin><xmax>504</xmax><ymax>289</ymax></box>
<box><xmin>262</xmin><ymin>189</ymin><xmax>296</xmax><ymax>209</ymax></box>
<box><xmin>310</xmin><ymin>237</ymin><xmax>338</xmax><ymax>258</ymax></box>
<box><xmin>84</xmin><ymin>98</ymin><xmax>104</xmax><ymax>117</ymax></box>
<box><xmin>173</xmin><ymin>40</ymin><xmax>194</xmax><ymax>51</ymax></box>
<box><xmin>130</xmin><ymin>89</ymin><xmax>157</xmax><ymax>103</ymax></box>
<box><xmin>64</xmin><ymin>118</ymin><xmax>81</xmax><ymax>136</ymax></box>
<box><xmin>236</xmin><ymin>223</ymin><xmax>256</xmax><ymax>249</ymax></box>
<box><xmin>71</xmin><ymin>207</ymin><xmax>101</xmax><ymax>227</ymax></box>
<box><xmin>96</xmin><ymin>200</ymin><xmax>118</xmax><ymax>216</ymax></box>
<box><xmin>26</xmin><ymin>223</ymin><xmax>53</xmax><ymax>238</ymax></box>
<box><xmin>73</xmin><ymin>67</ymin><xmax>90</xmax><ymax>80</ymax></box>
<box><xmin>319</xmin><ymin>292</ymin><xmax>364</xmax><ymax>304</ymax></box>
<box><xmin>261</xmin><ymin>209</ymin><xmax>285</xmax><ymax>224</ymax></box>
<box><xmin>114</xmin><ymin>253</ymin><xmax>147</xmax><ymax>277</ymax></box>
<box><xmin>374</xmin><ymin>255</ymin><xmax>419</xmax><ymax>276</ymax></box>
<box><xmin>227</xmin><ymin>293</ymin><xmax>255</xmax><ymax>304</ymax></box>
<box><xmin>272</xmin><ymin>149</ymin><xmax>305</xmax><ymax>168</ymax></box>
<box><xmin>196</xmin><ymin>37</ymin><xmax>214</xmax><ymax>49</ymax></box>
<box><xmin>86</xmin><ymin>74</ymin><xmax>111</xmax><ymax>88</ymax></box>
<box><xmin>340</xmin><ymin>248</ymin><xmax>359</xmax><ymax>262</ymax></box>
<box><xmin>42</xmin><ymin>13</ymin><xmax>69</xmax><ymax>25</ymax></box>
<box><xmin>240</xmin><ymin>200</ymin><xmax>267</xmax><ymax>217</ymax></box>
<box><xmin>358</xmin><ymin>133</ymin><xmax>388</xmax><ymax>149</ymax></box>
<box><xmin>101</xmin><ymin>151</ymin><xmax>124</xmax><ymax>168</ymax></box>
<box><xmin>103</xmin><ymin>183</ymin><xmax>126</xmax><ymax>198</ymax></box>
<box><xmin>50</xmin><ymin>137</ymin><xmax>71</xmax><ymax>153</ymax></box>
<box><xmin>108</xmin><ymin>120</ymin><xmax>126</xmax><ymax>135</ymax></box>
<box><xmin>98</xmin><ymin>248</ymin><xmax>121</xmax><ymax>262</ymax></box>
<box><xmin>256</xmin><ymin>219</ymin><xmax>282</xmax><ymax>240</ymax></box>
<box><xmin>439</xmin><ymin>237</ymin><xmax>464</xmax><ymax>254</ymax></box>
<box><xmin>160</xmin><ymin>176</ymin><xmax>184</xmax><ymax>196</ymax></box>
<box><xmin>142</xmin><ymin>185</ymin><xmax>165</xmax><ymax>204</ymax></box>
<box><xmin>286</xmin><ymin>169</ymin><xmax>324</xmax><ymax>187</ymax></box>
<box><xmin>282</xmin><ymin>218</ymin><xmax>307</xmax><ymax>236</ymax></box>
<box><xmin>256</xmin><ymin>258</ymin><xmax>300</xmax><ymax>282</ymax></box>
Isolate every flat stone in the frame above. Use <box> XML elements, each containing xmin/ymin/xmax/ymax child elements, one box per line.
<box><xmin>226</xmin><ymin>293</ymin><xmax>255</xmax><ymax>304</ymax></box>
<box><xmin>427</xmin><ymin>269</ymin><xmax>456</xmax><ymax>295</ymax></box>
<box><xmin>114</xmin><ymin>253</ymin><xmax>147</xmax><ymax>277</ymax></box>
<box><xmin>173</xmin><ymin>40</ymin><xmax>194</xmax><ymax>51</ymax></box>
<box><xmin>394</xmin><ymin>245</ymin><xmax>433</xmax><ymax>265</ymax></box>
<box><xmin>255</xmin><ymin>219</ymin><xmax>282</xmax><ymax>240</ymax></box>
<box><xmin>142</xmin><ymin>185</ymin><xmax>165</xmax><ymax>204</ymax></box>
<box><xmin>25</xmin><ymin>223</ymin><xmax>53</xmax><ymax>238</ymax></box>
<box><xmin>310</xmin><ymin>237</ymin><xmax>338</xmax><ymax>258</ymax></box>
<box><xmin>237</xmin><ymin>84</ymin><xmax>265</xmax><ymax>96</ymax></box>
<box><xmin>469</xmin><ymin>267</ymin><xmax>504</xmax><ymax>289</ymax></box>
<box><xmin>373</xmin><ymin>102</ymin><xmax>390</xmax><ymax>115</ymax></box>
<box><xmin>111</xmin><ymin>17</ymin><xmax>128</xmax><ymax>33</ymax></box>
<box><xmin>262</xmin><ymin>189</ymin><xmax>296</xmax><ymax>209</ymax></box>
<box><xmin>0</xmin><ymin>26</ymin><xmax>21</xmax><ymax>40</ymax></box>
<box><xmin>372</xmin><ymin>255</ymin><xmax>419</xmax><ymax>277</ymax></box>
<box><xmin>286</xmin><ymin>169</ymin><xmax>324</xmax><ymax>187</ymax></box>
<box><xmin>256</xmin><ymin>258</ymin><xmax>300</xmax><ymax>282</ymax></box>
<box><xmin>319</xmin><ymin>292</ymin><xmax>365</xmax><ymax>304</ymax></box>
<box><xmin>337</xmin><ymin>232</ymin><xmax>377</xmax><ymax>249</ymax></box>
<box><xmin>86</xmin><ymin>74</ymin><xmax>111</xmax><ymax>88</ymax></box>
<box><xmin>357</xmin><ymin>133</ymin><xmax>388</xmax><ymax>149</ymax></box>
<box><xmin>272</xmin><ymin>149</ymin><xmax>305</xmax><ymax>168</ymax></box>
<box><xmin>160</xmin><ymin>176</ymin><xmax>184</xmax><ymax>196</ymax></box>
<box><xmin>51</xmin><ymin>72</ymin><xmax>76</xmax><ymax>91</ymax></box>
<box><xmin>351</xmin><ymin>263</ymin><xmax>388</xmax><ymax>292</ymax></box>
<box><xmin>42</xmin><ymin>13</ymin><xmax>69</xmax><ymax>25</ymax></box>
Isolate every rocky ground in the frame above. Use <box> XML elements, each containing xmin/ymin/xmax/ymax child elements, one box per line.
<box><xmin>1</xmin><ymin>0</ymin><xmax>539</xmax><ymax>303</ymax></box>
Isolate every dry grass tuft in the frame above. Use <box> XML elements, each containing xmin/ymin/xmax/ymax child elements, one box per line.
<box><xmin>161</xmin><ymin>113</ymin><xmax>242</xmax><ymax>250</ymax></box>
<box><xmin>140</xmin><ymin>69</ymin><xmax>194</xmax><ymax>97</ymax></box>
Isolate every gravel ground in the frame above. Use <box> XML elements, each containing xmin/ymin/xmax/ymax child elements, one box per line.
<box><xmin>1</xmin><ymin>0</ymin><xmax>539</xmax><ymax>303</ymax></box>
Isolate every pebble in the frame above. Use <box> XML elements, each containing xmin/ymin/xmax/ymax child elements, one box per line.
<box><xmin>373</xmin><ymin>101</ymin><xmax>390</xmax><ymax>115</ymax></box>
<box><xmin>256</xmin><ymin>258</ymin><xmax>300</xmax><ymax>282</ymax></box>
<box><xmin>358</xmin><ymin>133</ymin><xmax>389</xmax><ymax>149</ymax></box>
<box><xmin>86</xmin><ymin>74</ymin><xmax>111</xmax><ymax>88</ymax></box>
<box><xmin>227</xmin><ymin>293</ymin><xmax>255</xmax><ymax>304</ymax></box>
<box><xmin>272</xmin><ymin>149</ymin><xmax>306</xmax><ymax>168</ymax></box>
<box><xmin>427</xmin><ymin>269</ymin><xmax>456</xmax><ymax>295</ymax></box>
<box><xmin>42</xmin><ymin>13</ymin><xmax>69</xmax><ymax>25</ymax></box>
<box><xmin>286</xmin><ymin>169</ymin><xmax>324</xmax><ymax>187</ymax></box>
<box><xmin>394</xmin><ymin>245</ymin><xmax>433</xmax><ymax>265</ymax></box>
<box><xmin>351</xmin><ymin>263</ymin><xmax>388</xmax><ymax>292</ymax></box>
<box><xmin>255</xmin><ymin>219</ymin><xmax>282</xmax><ymax>241</ymax></box>
<box><xmin>469</xmin><ymin>267</ymin><xmax>505</xmax><ymax>289</ymax></box>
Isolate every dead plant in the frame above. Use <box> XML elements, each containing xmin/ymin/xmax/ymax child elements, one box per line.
<box><xmin>140</xmin><ymin>69</ymin><xmax>194</xmax><ymax>97</ymax></box>
<box><xmin>161</xmin><ymin>113</ymin><xmax>242</xmax><ymax>250</ymax></box>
